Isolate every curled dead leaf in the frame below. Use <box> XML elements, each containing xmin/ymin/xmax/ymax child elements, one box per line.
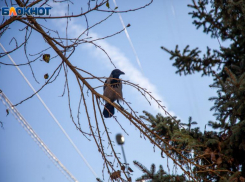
<box><xmin>240</xmin><ymin>176</ymin><xmax>245</xmax><ymax>182</ymax></box>
<box><xmin>216</xmin><ymin>157</ymin><xmax>222</xmax><ymax>165</ymax></box>
<box><xmin>110</xmin><ymin>170</ymin><xmax>121</xmax><ymax>180</ymax></box>
<box><xmin>121</xmin><ymin>165</ymin><xmax>125</xmax><ymax>171</ymax></box>
<box><xmin>211</xmin><ymin>152</ymin><xmax>216</xmax><ymax>162</ymax></box>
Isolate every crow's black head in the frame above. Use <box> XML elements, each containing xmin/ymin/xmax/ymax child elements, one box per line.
<box><xmin>111</xmin><ymin>69</ymin><xmax>125</xmax><ymax>78</ymax></box>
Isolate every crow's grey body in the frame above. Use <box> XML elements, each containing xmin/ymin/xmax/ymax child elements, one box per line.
<box><xmin>103</xmin><ymin>77</ymin><xmax>123</xmax><ymax>102</ymax></box>
<box><xmin>103</xmin><ymin>69</ymin><xmax>124</xmax><ymax>118</ymax></box>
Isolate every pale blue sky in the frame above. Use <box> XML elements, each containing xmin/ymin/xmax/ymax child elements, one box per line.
<box><xmin>0</xmin><ymin>0</ymin><xmax>222</xmax><ymax>181</ymax></box>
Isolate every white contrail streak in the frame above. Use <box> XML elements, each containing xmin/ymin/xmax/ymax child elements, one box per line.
<box><xmin>170</xmin><ymin>0</ymin><xmax>176</xmax><ymax>16</ymax></box>
<box><xmin>112</xmin><ymin>0</ymin><xmax>142</xmax><ymax>70</ymax></box>
<box><xmin>0</xmin><ymin>43</ymin><xmax>98</xmax><ymax>179</ymax></box>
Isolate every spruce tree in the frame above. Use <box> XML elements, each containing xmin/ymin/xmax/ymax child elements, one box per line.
<box><xmin>137</xmin><ymin>0</ymin><xmax>245</xmax><ymax>181</ymax></box>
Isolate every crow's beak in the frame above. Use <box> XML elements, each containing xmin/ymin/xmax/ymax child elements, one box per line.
<box><xmin>120</xmin><ymin>71</ymin><xmax>125</xmax><ymax>75</ymax></box>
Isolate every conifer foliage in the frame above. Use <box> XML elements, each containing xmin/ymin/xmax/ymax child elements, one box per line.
<box><xmin>134</xmin><ymin>161</ymin><xmax>186</xmax><ymax>182</ymax></box>
<box><xmin>137</xmin><ymin>0</ymin><xmax>245</xmax><ymax>181</ymax></box>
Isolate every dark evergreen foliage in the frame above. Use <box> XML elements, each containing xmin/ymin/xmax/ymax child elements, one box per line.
<box><xmin>134</xmin><ymin>161</ymin><xmax>186</xmax><ymax>182</ymax></box>
<box><xmin>137</xmin><ymin>0</ymin><xmax>245</xmax><ymax>181</ymax></box>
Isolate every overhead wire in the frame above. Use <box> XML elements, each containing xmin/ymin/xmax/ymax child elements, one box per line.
<box><xmin>0</xmin><ymin>43</ymin><xmax>98</xmax><ymax>179</ymax></box>
<box><xmin>172</xmin><ymin>0</ymin><xmax>201</xmax><ymax>121</ymax></box>
<box><xmin>0</xmin><ymin>90</ymin><xmax>78</xmax><ymax>182</ymax></box>
<box><xmin>165</xmin><ymin>0</ymin><xmax>198</xmax><ymax>121</ymax></box>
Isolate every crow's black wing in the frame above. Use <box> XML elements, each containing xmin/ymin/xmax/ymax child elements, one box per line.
<box><xmin>110</xmin><ymin>78</ymin><xmax>120</xmax><ymax>88</ymax></box>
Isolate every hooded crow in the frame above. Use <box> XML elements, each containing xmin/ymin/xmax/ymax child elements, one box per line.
<box><xmin>103</xmin><ymin>69</ymin><xmax>125</xmax><ymax>118</ymax></box>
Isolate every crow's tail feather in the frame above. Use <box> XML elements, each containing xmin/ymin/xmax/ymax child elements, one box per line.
<box><xmin>103</xmin><ymin>103</ymin><xmax>114</xmax><ymax>118</ymax></box>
